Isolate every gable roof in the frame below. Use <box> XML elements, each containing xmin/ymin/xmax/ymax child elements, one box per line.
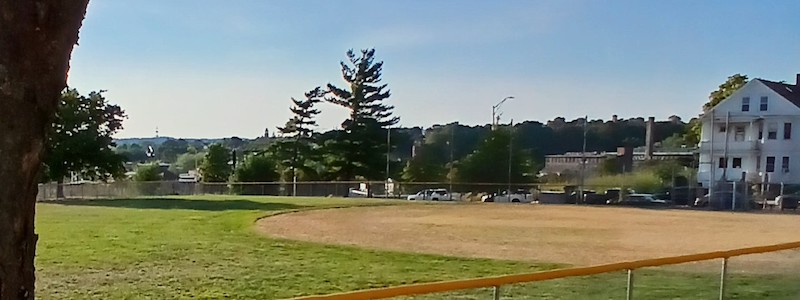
<box><xmin>755</xmin><ymin>79</ymin><xmax>800</xmax><ymax>108</ymax></box>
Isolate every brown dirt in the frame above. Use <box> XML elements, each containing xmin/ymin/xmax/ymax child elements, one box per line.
<box><xmin>257</xmin><ymin>204</ymin><xmax>800</xmax><ymax>272</ymax></box>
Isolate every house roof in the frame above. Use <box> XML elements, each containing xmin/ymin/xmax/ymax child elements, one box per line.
<box><xmin>755</xmin><ymin>79</ymin><xmax>800</xmax><ymax>108</ymax></box>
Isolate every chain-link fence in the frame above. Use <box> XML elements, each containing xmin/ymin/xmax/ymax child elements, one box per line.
<box><xmin>36</xmin><ymin>180</ymin><xmax>800</xmax><ymax>213</ymax></box>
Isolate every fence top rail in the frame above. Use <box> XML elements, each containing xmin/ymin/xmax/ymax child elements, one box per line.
<box><xmin>294</xmin><ymin>240</ymin><xmax>800</xmax><ymax>300</ymax></box>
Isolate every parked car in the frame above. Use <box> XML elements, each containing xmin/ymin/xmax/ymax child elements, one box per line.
<box><xmin>694</xmin><ymin>192</ymin><xmax>753</xmax><ymax>210</ymax></box>
<box><xmin>609</xmin><ymin>193</ymin><xmax>672</xmax><ymax>207</ymax></box>
<box><xmin>481</xmin><ymin>189</ymin><xmax>533</xmax><ymax>203</ymax></box>
<box><xmin>407</xmin><ymin>189</ymin><xmax>451</xmax><ymax>201</ymax></box>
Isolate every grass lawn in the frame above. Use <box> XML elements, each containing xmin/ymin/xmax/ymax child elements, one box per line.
<box><xmin>36</xmin><ymin>196</ymin><xmax>800</xmax><ymax>299</ymax></box>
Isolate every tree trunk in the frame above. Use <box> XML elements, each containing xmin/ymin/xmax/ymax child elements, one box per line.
<box><xmin>0</xmin><ymin>2</ymin><xmax>89</xmax><ymax>299</ymax></box>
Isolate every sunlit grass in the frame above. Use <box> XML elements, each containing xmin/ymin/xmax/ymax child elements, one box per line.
<box><xmin>36</xmin><ymin>196</ymin><xmax>800</xmax><ymax>299</ymax></box>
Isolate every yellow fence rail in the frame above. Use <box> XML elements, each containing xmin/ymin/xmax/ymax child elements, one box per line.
<box><xmin>296</xmin><ymin>241</ymin><xmax>800</xmax><ymax>300</ymax></box>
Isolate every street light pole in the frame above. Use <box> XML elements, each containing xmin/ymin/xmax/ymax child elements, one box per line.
<box><xmin>492</xmin><ymin>96</ymin><xmax>514</xmax><ymax>130</ymax></box>
<box><xmin>508</xmin><ymin>119</ymin><xmax>514</xmax><ymax>194</ymax></box>
<box><xmin>449</xmin><ymin>123</ymin><xmax>455</xmax><ymax>199</ymax></box>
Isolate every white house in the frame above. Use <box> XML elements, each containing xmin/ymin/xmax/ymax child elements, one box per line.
<box><xmin>697</xmin><ymin>74</ymin><xmax>800</xmax><ymax>187</ymax></box>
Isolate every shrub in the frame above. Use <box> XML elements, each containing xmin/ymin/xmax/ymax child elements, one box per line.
<box><xmin>586</xmin><ymin>171</ymin><xmax>663</xmax><ymax>194</ymax></box>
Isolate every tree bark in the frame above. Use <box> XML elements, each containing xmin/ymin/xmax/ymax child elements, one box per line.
<box><xmin>0</xmin><ymin>1</ymin><xmax>89</xmax><ymax>299</ymax></box>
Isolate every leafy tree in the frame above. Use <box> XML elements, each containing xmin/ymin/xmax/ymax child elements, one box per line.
<box><xmin>271</xmin><ymin>87</ymin><xmax>324</xmax><ymax>181</ymax></box>
<box><xmin>685</xmin><ymin>74</ymin><xmax>749</xmax><ymax>144</ymax></box>
<box><xmin>43</xmin><ymin>89</ymin><xmax>126</xmax><ymax>198</ymax></box>
<box><xmin>0</xmin><ymin>2</ymin><xmax>90</xmax><ymax>295</ymax></box>
<box><xmin>455</xmin><ymin>127</ymin><xmax>539</xmax><ymax>184</ymax></box>
<box><xmin>223</xmin><ymin>136</ymin><xmax>246</xmax><ymax>150</ymax></box>
<box><xmin>325</xmin><ymin>49</ymin><xmax>398</xmax><ymax>180</ymax></box>
<box><xmin>401</xmin><ymin>143</ymin><xmax>447</xmax><ymax>182</ymax></box>
<box><xmin>116</xmin><ymin>143</ymin><xmax>149</xmax><ymax>162</ymax></box>
<box><xmin>157</xmin><ymin>139</ymin><xmax>190</xmax><ymax>163</ymax></box>
<box><xmin>703</xmin><ymin>74</ymin><xmax>749</xmax><ymax>111</ymax></box>
<box><xmin>639</xmin><ymin>159</ymin><xmax>689</xmax><ymax>184</ymax></box>
<box><xmin>134</xmin><ymin>163</ymin><xmax>161</xmax><ymax>181</ymax></box>
<box><xmin>233</xmin><ymin>155</ymin><xmax>280</xmax><ymax>182</ymax></box>
<box><xmin>660</xmin><ymin>133</ymin><xmax>687</xmax><ymax>150</ymax></box>
<box><xmin>200</xmin><ymin>144</ymin><xmax>232</xmax><ymax>182</ymax></box>
<box><xmin>171</xmin><ymin>152</ymin><xmax>205</xmax><ymax>174</ymax></box>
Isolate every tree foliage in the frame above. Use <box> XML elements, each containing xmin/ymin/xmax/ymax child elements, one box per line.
<box><xmin>703</xmin><ymin>74</ymin><xmax>749</xmax><ymax>111</ymax></box>
<box><xmin>233</xmin><ymin>154</ymin><xmax>280</xmax><ymax>182</ymax></box>
<box><xmin>200</xmin><ymin>144</ymin><xmax>232</xmax><ymax>182</ymax></box>
<box><xmin>116</xmin><ymin>143</ymin><xmax>149</xmax><ymax>163</ymax></box>
<box><xmin>157</xmin><ymin>139</ymin><xmax>190</xmax><ymax>163</ymax></box>
<box><xmin>171</xmin><ymin>152</ymin><xmax>205</xmax><ymax>174</ymax></box>
<box><xmin>684</xmin><ymin>74</ymin><xmax>749</xmax><ymax>145</ymax></box>
<box><xmin>134</xmin><ymin>163</ymin><xmax>161</xmax><ymax>181</ymax></box>
<box><xmin>271</xmin><ymin>87</ymin><xmax>324</xmax><ymax>181</ymax></box>
<box><xmin>401</xmin><ymin>143</ymin><xmax>447</xmax><ymax>182</ymax></box>
<box><xmin>43</xmin><ymin>88</ymin><xmax>126</xmax><ymax>182</ymax></box>
<box><xmin>325</xmin><ymin>49</ymin><xmax>397</xmax><ymax>180</ymax></box>
<box><xmin>455</xmin><ymin>128</ymin><xmax>540</xmax><ymax>183</ymax></box>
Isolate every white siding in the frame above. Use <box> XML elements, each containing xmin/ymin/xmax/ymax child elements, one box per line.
<box><xmin>697</xmin><ymin>80</ymin><xmax>800</xmax><ymax>186</ymax></box>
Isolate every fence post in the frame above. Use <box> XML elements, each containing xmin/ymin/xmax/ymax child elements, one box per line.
<box><xmin>719</xmin><ymin>257</ymin><xmax>728</xmax><ymax>300</ymax></box>
<box><xmin>626</xmin><ymin>269</ymin><xmax>634</xmax><ymax>300</ymax></box>
<box><xmin>492</xmin><ymin>285</ymin><xmax>501</xmax><ymax>300</ymax></box>
<box><xmin>731</xmin><ymin>181</ymin><xmax>736</xmax><ymax>211</ymax></box>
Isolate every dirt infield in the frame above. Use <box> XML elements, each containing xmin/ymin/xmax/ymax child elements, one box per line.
<box><xmin>257</xmin><ymin>204</ymin><xmax>800</xmax><ymax>272</ymax></box>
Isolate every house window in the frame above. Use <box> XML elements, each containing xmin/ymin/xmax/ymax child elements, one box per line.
<box><xmin>766</xmin><ymin>156</ymin><xmax>776</xmax><ymax>172</ymax></box>
<box><xmin>741</xmin><ymin>97</ymin><xmax>750</xmax><ymax>111</ymax></box>
<box><xmin>768</xmin><ymin>123</ymin><xmax>777</xmax><ymax>140</ymax></box>
<box><xmin>760</xmin><ymin>96</ymin><xmax>768</xmax><ymax>111</ymax></box>
<box><xmin>734</xmin><ymin>126</ymin><xmax>745</xmax><ymax>141</ymax></box>
<box><xmin>756</xmin><ymin>155</ymin><xmax>761</xmax><ymax>170</ymax></box>
<box><xmin>719</xmin><ymin>125</ymin><xmax>726</xmax><ymax>133</ymax></box>
<box><xmin>782</xmin><ymin>156</ymin><xmax>790</xmax><ymax>172</ymax></box>
<box><xmin>732</xmin><ymin>157</ymin><xmax>742</xmax><ymax>168</ymax></box>
<box><xmin>718</xmin><ymin>157</ymin><xmax>727</xmax><ymax>168</ymax></box>
<box><xmin>784</xmin><ymin>123</ymin><xmax>792</xmax><ymax>140</ymax></box>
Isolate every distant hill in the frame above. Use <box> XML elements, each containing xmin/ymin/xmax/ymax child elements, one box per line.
<box><xmin>114</xmin><ymin>137</ymin><xmax>226</xmax><ymax>146</ymax></box>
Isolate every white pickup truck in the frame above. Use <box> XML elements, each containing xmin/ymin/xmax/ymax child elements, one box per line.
<box><xmin>481</xmin><ymin>189</ymin><xmax>534</xmax><ymax>203</ymax></box>
<box><xmin>407</xmin><ymin>188</ymin><xmax>453</xmax><ymax>201</ymax></box>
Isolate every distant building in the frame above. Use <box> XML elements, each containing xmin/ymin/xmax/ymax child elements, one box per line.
<box><xmin>543</xmin><ymin>118</ymin><xmax>694</xmax><ymax>176</ymax></box>
<box><xmin>697</xmin><ymin>73</ymin><xmax>800</xmax><ymax>187</ymax></box>
<box><xmin>542</xmin><ymin>152</ymin><xmax>613</xmax><ymax>176</ymax></box>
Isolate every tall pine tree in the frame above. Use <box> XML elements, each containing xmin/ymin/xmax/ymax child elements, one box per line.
<box><xmin>325</xmin><ymin>49</ymin><xmax>398</xmax><ymax>180</ymax></box>
<box><xmin>272</xmin><ymin>87</ymin><xmax>324</xmax><ymax>181</ymax></box>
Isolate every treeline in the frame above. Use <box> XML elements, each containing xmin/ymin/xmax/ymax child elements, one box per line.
<box><xmin>51</xmin><ymin>47</ymin><xmax>690</xmax><ymax>186</ymax></box>
<box><xmin>117</xmin><ymin>116</ymin><xmax>688</xmax><ymax>184</ymax></box>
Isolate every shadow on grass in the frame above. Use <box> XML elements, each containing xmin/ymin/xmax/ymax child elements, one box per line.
<box><xmin>48</xmin><ymin>198</ymin><xmax>304</xmax><ymax>212</ymax></box>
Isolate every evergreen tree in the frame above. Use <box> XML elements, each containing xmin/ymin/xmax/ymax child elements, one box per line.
<box><xmin>271</xmin><ymin>87</ymin><xmax>324</xmax><ymax>181</ymax></box>
<box><xmin>325</xmin><ymin>48</ymin><xmax>398</xmax><ymax>180</ymax></box>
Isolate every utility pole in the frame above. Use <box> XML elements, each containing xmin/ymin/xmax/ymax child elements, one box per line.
<box><xmin>508</xmin><ymin>119</ymin><xmax>514</xmax><ymax>194</ymax></box>
<box><xmin>386</xmin><ymin>128</ymin><xmax>391</xmax><ymax>180</ymax></box>
<box><xmin>579</xmin><ymin>116</ymin><xmax>588</xmax><ymax>204</ymax></box>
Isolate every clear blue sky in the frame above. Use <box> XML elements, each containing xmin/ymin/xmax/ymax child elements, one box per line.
<box><xmin>68</xmin><ymin>0</ymin><xmax>800</xmax><ymax>138</ymax></box>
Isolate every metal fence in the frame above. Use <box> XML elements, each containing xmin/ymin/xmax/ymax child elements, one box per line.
<box><xmin>36</xmin><ymin>181</ymin><xmax>665</xmax><ymax>202</ymax></box>
<box><xmin>295</xmin><ymin>241</ymin><xmax>800</xmax><ymax>300</ymax></box>
<box><xmin>37</xmin><ymin>180</ymin><xmax>800</xmax><ymax>212</ymax></box>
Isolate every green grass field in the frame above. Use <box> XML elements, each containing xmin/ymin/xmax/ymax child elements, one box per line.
<box><xmin>36</xmin><ymin>196</ymin><xmax>800</xmax><ymax>299</ymax></box>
